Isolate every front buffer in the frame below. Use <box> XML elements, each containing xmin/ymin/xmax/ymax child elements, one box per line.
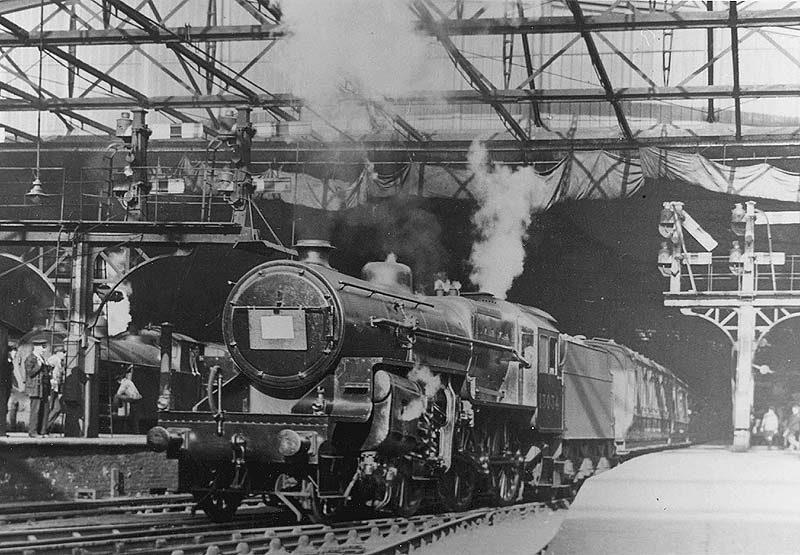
<box><xmin>148</xmin><ymin>411</ymin><xmax>330</xmax><ymax>522</ymax></box>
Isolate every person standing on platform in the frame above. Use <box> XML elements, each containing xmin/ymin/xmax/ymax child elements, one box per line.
<box><xmin>25</xmin><ymin>338</ymin><xmax>51</xmax><ymax>437</ymax></box>
<box><xmin>5</xmin><ymin>346</ymin><xmax>24</xmax><ymax>432</ymax></box>
<box><xmin>61</xmin><ymin>366</ymin><xmax>86</xmax><ymax>437</ymax></box>
<box><xmin>760</xmin><ymin>407</ymin><xmax>780</xmax><ymax>449</ymax></box>
<box><xmin>0</xmin><ymin>344</ymin><xmax>12</xmax><ymax>435</ymax></box>
<box><xmin>114</xmin><ymin>365</ymin><xmax>142</xmax><ymax>434</ymax></box>
<box><xmin>784</xmin><ymin>404</ymin><xmax>800</xmax><ymax>450</ymax></box>
<box><xmin>45</xmin><ymin>347</ymin><xmax>66</xmax><ymax>433</ymax></box>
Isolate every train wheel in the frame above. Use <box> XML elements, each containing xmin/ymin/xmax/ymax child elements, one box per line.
<box><xmin>196</xmin><ymin>491</ymin><xmax>244</xmax><ymax>522</ymax></box>
<box><xmin>437</xmin><ymin>458</ymin><xmax>476</xmax><ymax>512</ymax></box>
<box><xmin>392</xmin><ymin>472</ymin><xmax>423</xmax><ymax>518</ymax></box>
<box><xmin>492</xmin><ymin>464</ymin><xmax>522</xmax><ymax>506</ymax></box>
<box><xmin>193</xmin><ymin>466</ymin><xmax>246</xmax><ymax>522</ymax></box>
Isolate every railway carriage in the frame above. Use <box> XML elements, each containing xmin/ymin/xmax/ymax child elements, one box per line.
<box><xmin>148</xmin><ymin>241</ymin><xmax>689</xmax><ymax>521</ymax></box>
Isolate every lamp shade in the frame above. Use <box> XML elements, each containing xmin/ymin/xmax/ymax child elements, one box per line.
<box><xmin>25</xmin><ymin>178</ymin><xmax>46</xmax><ymax>204</ymax></box>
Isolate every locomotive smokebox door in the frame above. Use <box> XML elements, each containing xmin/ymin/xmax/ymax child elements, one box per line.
<box><xmin>248</xmin><ymin>308</ymin><xmax>308</xmax><ymax>351</ymax></box>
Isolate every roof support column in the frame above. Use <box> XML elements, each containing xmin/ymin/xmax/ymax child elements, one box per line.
<box><xmin>730</xmin><ymin>1</ymin><xmax>742</xmax><ymax>140</ymax></box>
<box><xmin>706</xmin><ymin>1</ymin><xmax>716</xmax><ymax>123</ymax></box>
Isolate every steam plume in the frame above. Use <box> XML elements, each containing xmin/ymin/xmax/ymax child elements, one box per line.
<box><xmin>280</xmin><ymin>1</ymin><xmax>430</xmax><ymax>106</ymax></box>
<box><xmin>400</xmin><ymin>363</ymin><xmax>443</xmax><ymax>421</ymax></box>
<box><xmin>408</xmin><ymin>363</ymin><xmax>442</xmax><ymax>399</ymax></box>
<box><xmin>103</xmin><ymin>249</ymin><xmax>132</xmax><ymax>336</ymax></box>
<box><xmin>467</xmin><ymin>141</ymin><xmax>545</xmax><ymax>299</ymax></box>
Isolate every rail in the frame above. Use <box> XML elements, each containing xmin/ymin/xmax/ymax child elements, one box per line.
<box><xmin>0</xmin><ymin>500</ymin><xmax>567</xmax><ymax>555</ymax></box>
<box><xmin>364</xmin><ymin>501</ymin><xmax>563</xmax><ymax>555</ymax></box>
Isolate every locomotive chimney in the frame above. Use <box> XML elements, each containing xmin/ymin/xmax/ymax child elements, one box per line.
<box><xmin>294</xmin><ymin>239</ymin><xmax>335</xmax><ymax>268</ymax></box>
<box><xmin>361</xmin><ymin>253</ymin><xmax>413</xmax><ymax>293</ymax></box>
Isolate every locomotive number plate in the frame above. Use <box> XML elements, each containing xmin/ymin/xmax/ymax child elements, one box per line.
<box><xmin>248</xmin><ymin>309</ymin><xmax>308</xmax><ymax>350</ymax></box>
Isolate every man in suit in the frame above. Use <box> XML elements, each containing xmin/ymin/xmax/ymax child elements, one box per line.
<box><xmin>61</xmin><ymin>366</ymin><xmax>86</xmax><ymax>437</ymax></box>
<box><xmin>25</xmin><ymin>338</ymin><xmax>51</xmax><ymax>437</ymax></box>
<box><xmin>0</xmin><ymin>344</ymin><xmax>12</xmax><ymax>435</ymax></box>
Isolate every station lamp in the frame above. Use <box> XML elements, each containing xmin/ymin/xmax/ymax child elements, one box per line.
<box><xmin>25</xmin><ymin>177</ymin><xmax>47</xmax><ymax>204</ymax></box>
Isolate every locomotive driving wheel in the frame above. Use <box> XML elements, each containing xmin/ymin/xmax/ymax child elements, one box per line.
<box><xmin>437</xmin><ymin>457</ymin><xmax>476</xmax><ymax>512</ymax></box>
<box><xmin>193</xmin><ymin>465</ymin><xmax>248</xmax><ymax>522</ymax></box>
<box><xmin>492</xmin><ymin>463</ymin><xmax>522</xmax><ymax>506</ymax></box>
<box><xmin>488</xmin><ymin>423</ymin><xmax>522</xmax><ymax>506</ymax></box>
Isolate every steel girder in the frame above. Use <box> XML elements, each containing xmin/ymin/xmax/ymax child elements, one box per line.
<box><xmin>101</xmin><ymin>0</ymin><xmax>295</xmax><ymax>121</ymax></box>
<box><xmin>414</xmin><ymin>0</ymin><xmax>530</xmax><ymax>142</ymax></box>
<box><xmin>427</xmin><ymin>8</ymin><xmax>800</xmax><ymax>35</ymax></box>
<box><xmin>0</xmin><ymin>1</ymin><xmax>799</xmax><ymax>151</ymax></box>
<box><xmin>2</xmin><ymin>6</ymin><xmax>799</xmax><ymax>45</ymax></box>
<box><xmin>0</xmin><ymin>23</ymin><xmax>284</xmax><ymax>47</ymax></box>
<box><xmin>9</xmin><ymin>83</ymin><xmax>800</xmax><ymax>112</ymax></box>
<box><xmin>566</xmin><ymin>0</ymin><xmax>632</xmax><ymax>141</ymax></box>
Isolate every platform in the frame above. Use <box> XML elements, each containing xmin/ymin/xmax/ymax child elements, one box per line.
<box><xmin>547</xmin><ymin>445</ymin><xmax>800</xmax><ymax>554</ymax></box>
<box><xmin>0</xmin><ymin>432</ymin><xmax>175</xmax><ymax>502</ymax></box>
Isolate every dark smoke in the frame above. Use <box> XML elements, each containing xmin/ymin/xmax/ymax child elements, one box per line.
<box><xmin>332</xmin><ymin>197</ymin><xmax>449</xmax><ymax>294</ymax></box>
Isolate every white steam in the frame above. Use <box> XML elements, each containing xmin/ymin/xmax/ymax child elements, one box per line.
<box><xmin>107</xmin><ymin>282</ymin><xmax>133</xmax><ymax>336</ymax></box>
<box><xmin>467</xmin><ymin>141</ymin><xmax>546</xmax><ymax>299</ymax></box>
<box><xmin>401</xmin><ymin>397</ymin><xmax>426</xmax><ymax>421</ymax></box>
<box><xmin>103</xmin><ymin>249</ymin><xmax>132</xmax><ymax>336</ymax></box>
<box><xmin>279</xmin><ymin>1</ymin><xmax>430</xmax><ymax>106</ymax></box>
<box><xmin>400</xmin><ymin>363</ymin><xmax>442</xmax><ymax>421</ymax></box>
<box><xmin>408</xmin><ymin>363</ymin><xmax>442</xmax><ymax>399</ymax></box>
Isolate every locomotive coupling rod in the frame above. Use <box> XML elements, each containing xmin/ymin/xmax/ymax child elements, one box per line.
<box><xmin>370</xmin><ymin>317</ymin><xmax>531</xmax><ymax>368</ymax></box>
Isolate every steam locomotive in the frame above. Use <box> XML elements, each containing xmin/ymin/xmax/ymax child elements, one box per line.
<box><xmin>147</xmin><ymin>241</ymin><xmax>690</xmax><ymax>521</ymax></box>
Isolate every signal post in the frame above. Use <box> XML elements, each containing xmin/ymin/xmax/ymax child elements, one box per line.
<box><xmin>658</xmin><ymin>201</ymin><xmax>800</xmax><ymax>451</ymax></box>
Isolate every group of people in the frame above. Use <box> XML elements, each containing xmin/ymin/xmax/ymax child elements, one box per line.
<box><xmin>0</xmin><ymin>337</ymin><xmax>88</xmax><ymax>437</ymax></box>
<box><xmin>4</xmin><ymin>338</ymin><xmax>88</xmax><ymax>437</ymax></box>
<box><xmin>758</xmin><ymin>405</ymin><xmax>800</xmax><ymax>449</ymax></box>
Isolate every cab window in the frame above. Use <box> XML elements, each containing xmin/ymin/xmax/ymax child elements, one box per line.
<box><xmin>538</xmin><ymin>334</ymin><xmax>559</xmax><ymax>376</ymax></box>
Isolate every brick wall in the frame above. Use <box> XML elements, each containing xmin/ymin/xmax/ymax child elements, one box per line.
<box><xmin>0</xmin><ymin>445</ymin><xmax>177</xmax><ymax>502</ymax></box>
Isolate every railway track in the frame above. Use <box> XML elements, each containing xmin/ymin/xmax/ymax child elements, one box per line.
<box><xmin>2</xmin><ymin>500</ymin><xmax>567</xmax><ymax>554</ymax></box>
<box><xmin>0</xmin><ymin>494</ymin><xmax>195</xmax><ymax>524</ymax></box>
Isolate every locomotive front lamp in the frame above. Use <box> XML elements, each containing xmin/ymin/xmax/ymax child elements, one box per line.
<box><xmin>729</xmin><ymin>241</ymin><xmax>744</xmax><ymax>275</ymax></box>
<box><xmin>657</xmin><ymin>241</ymin><xmax>673</xmax><ymax>277</ymax></box>
<box><xmin>731</xmin><ymin>203</ymin><xmax>747</xmax><ymax>236</ymax></box>
<box><xmin>277</xmin><ymin>428</ymin><xmax>308</xmax><ymax>457</ymax></box>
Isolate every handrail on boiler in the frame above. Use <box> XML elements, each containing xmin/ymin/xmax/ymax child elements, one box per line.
<box><xmin>337</xmin><ymin>280</ymin><xmax>435</xmax><ymax>308</ymax></box>
<box><xmin>370</xmin><ymin>316</ymin><xmax>531</xmax><ymax>368</ymax></box>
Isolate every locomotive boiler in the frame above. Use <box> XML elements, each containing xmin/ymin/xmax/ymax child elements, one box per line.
<box><xmin>148</xmin><ymin>240</ymin><xmax>689</xmax><ymax>521</ymax></box>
